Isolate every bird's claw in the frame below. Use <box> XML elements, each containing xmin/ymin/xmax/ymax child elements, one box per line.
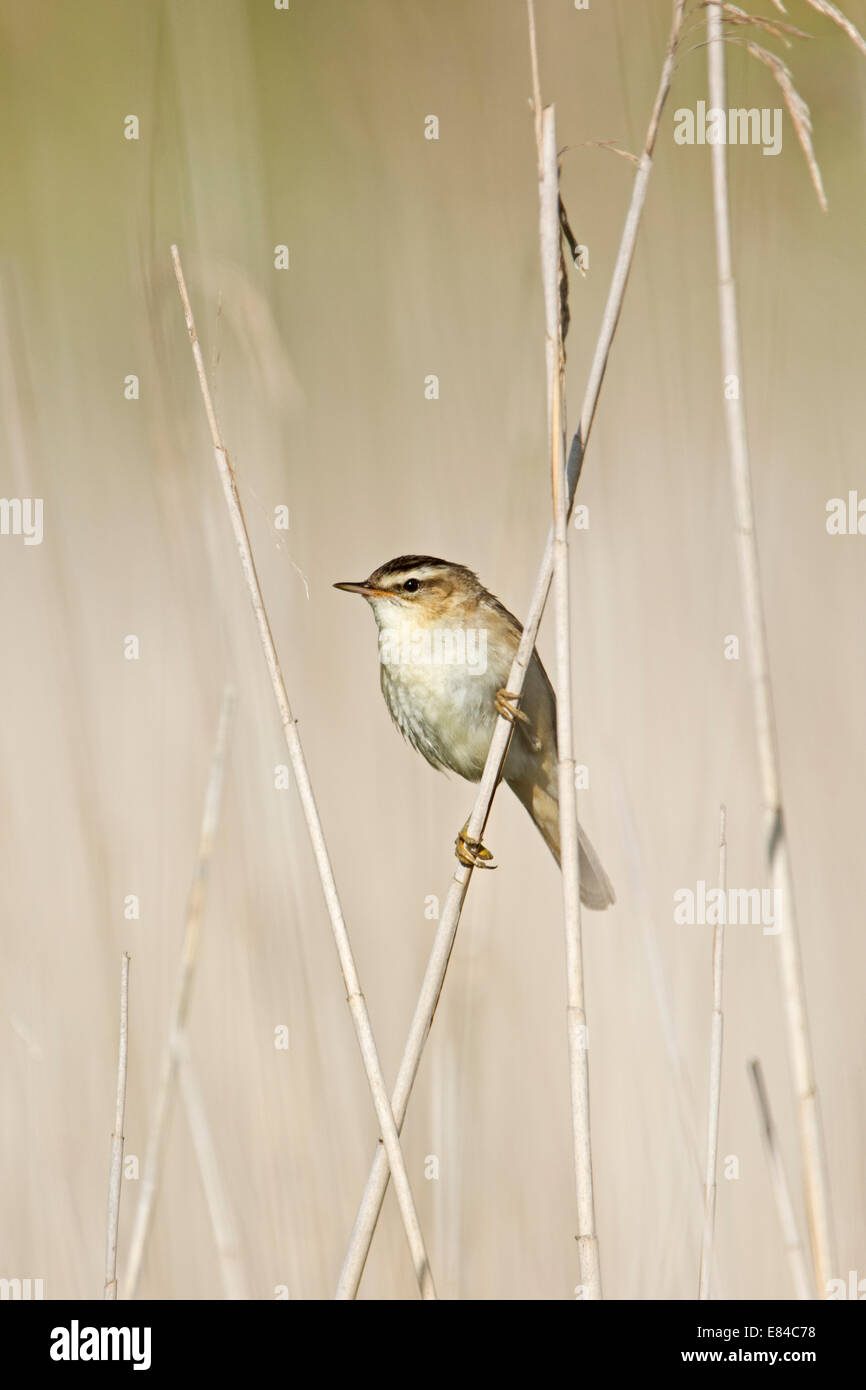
<box><xmin>495</xmin><ymin>689</ymin><xmax>543</xmax><ymax>753</ymax></box>
<box><xmin>455</xmin><ymin>820</ymin><xmax>496</xmax><ymax>870</ymax></box>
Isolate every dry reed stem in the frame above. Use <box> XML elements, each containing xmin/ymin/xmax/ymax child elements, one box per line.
<box><xmin>699</xmin><ymin>806</ymin><xmax>727</xmax><ymax>1299</ymax></box>
<box><xmin>748</xmin><ymin>1058</ymin><xmax>813</xmax><ymax>1299</ymax></box>
<box><xmin>104</xmin><ymin>952</ymin><xmax>130</xmax><ymax>1299</ymax></box>
<box><xmin>124</xmin><ymin>685</ymin><xmax>236</xmax><ymax>1299</ymax></box>
<box><xmin>619</xmin><ymin>784</ymin><xmax>704</xmax><ymax>1178</ymax></box>
<box><xmin>618</xmin><ymin>782</ymin><xmax>725</xmax><ymax>1295</ymax></box>
<box><xmin>170</xmin><ymin>247</ymin><xmax>436</xmax><ymax>1301</ymax></box>
<box><xmin>335</xmin><ymin>0</ymin><xmax>688</xmax><ymax>1300</ymax></box>
<box><xmin>706</xmin><ymin>0</ymin><xmax>836</xmax><ymax>1297</ymax></box>
<box><xmin>539</xmin><ymin>105</ymin><xmax>602</xmax><ymax>1299</ymax></box>
<box><xmin>527</xmin><ymin>0</ymin><xmax>544</xmax><ymax>173</ymax></box>
<box><xmin>177</xmin><ymin>1033</ymin><xmax>249</xmax><ymax>1299</ymax></box>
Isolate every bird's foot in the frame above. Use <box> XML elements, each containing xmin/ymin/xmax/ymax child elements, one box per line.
<box><xmin>494</xmin><ymin>689</ymin><xmax>542</xmax><ymax>753</ymax></box>
<box><xmin>455</xmin><ymin>820</ymin><xmax>496</xmax><ymax>870</ymax></box>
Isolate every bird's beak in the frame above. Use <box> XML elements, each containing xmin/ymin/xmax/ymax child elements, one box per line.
<box><xmin>333</xmin><ymin>580</ymin><xmax>391</xmax><ymax>599</ymax></box>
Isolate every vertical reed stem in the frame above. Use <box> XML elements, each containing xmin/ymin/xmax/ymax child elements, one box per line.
<box><xmin>699</xmin><ymin>806</ymin><xmax>727</xmax><ymax>1298</ymax></box>
<box><xmin>104</xmin><ymin>952</ymin><xmax>130</xmax><ymax>1299</ymax></box>
<box><xmin>335</xmin><ymin>0</ymin><xmax>687</xmax><ymax>1299</ymax></box>
<box><xmin>170</xmin><ymin>249</ymin><xmax>436</xmax><ymax>1299</ymax></box>
<box><xmin>706</xmin><ymin>1</ymin><xmax>836</xmax><ymax>1296</ymax></box>
<box><xmin>748</xmin><ymin>1058</ymin><xmax>813</xmax><ymax>1300</ymax></box>
<box><xmin>539</xmin><ymin>106</ymin><xmax>601</xmax><ymax>1299</ymax></box>
<box><xmin>177</xmin><ymin>1033</ymin><xmax>249</xmax><ymax>1299</ymax></box>
<box><xmin>124</xmin><ymin>686</ymin><xmax>236</xmax><ymax>1299</ymax></box>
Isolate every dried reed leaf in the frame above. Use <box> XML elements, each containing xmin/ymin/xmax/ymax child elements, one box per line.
<box><xmin>801</xmin><ymin>0</ymin><xmax>866</xmax><ymax>57</ymax></box>
<box><xmin>560</xmin><ymin>138</ymin><xmax>641</xmax><ymax>166</ymax></box>
<box><xmin>590</xmin><ymin>138</ymin><xmax>641</xmax><ymax>164</ymax></box>
<box><xmin>715</xmin><ymin>4</ymin><xmax>810</xmax><ymax>44</ymax></box>
<box><xmin>745</xmin><ymin>41</ymin><xmax>828</xmax><ymax>210</ymax></box>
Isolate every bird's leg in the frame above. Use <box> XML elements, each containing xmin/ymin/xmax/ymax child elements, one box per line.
<box><xmin>455</xmin><ymin>820</ymin><xmax>496</xmax><ymax>870</ymax></box>
<box><xmin>494</xmin><ymin>689</ymin><xmax>543</xmax><ymax>754</ymax></box>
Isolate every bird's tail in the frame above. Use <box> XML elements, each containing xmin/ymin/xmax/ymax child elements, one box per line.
<box><xmin>513</xmin><ymin>780</ymin><xmax>616</xmax><ymax>911</ymax></box>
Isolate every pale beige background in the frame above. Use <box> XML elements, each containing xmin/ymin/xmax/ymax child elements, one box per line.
<box><xmin>1</xmin><ymin>0</ymin><xmax>864</xmax><ymax>1299</ymax></box>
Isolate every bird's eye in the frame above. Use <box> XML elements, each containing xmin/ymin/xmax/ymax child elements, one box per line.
<box><xmin>402</xmin><ymin>578</ymin><xmax>421</xmax><ymax>593</ymax></box>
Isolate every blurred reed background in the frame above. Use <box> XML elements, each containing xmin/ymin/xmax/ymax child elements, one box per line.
<box><xmin>0</xmin><ymin>0</ymin><xmax>864</xmax><ymax>1299</ymax></box>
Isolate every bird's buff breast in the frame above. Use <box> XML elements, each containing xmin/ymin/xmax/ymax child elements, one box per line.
<box><xmin>379</xmin><ymin>642</ymin><xmax>507</xmax><ymax>780</ymax></box>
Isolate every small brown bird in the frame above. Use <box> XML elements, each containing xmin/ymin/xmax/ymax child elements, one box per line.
<box><xmin>335</xmin><ymin>555</ymin><xmax>615</xmax><ymax>910</ymax></box>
